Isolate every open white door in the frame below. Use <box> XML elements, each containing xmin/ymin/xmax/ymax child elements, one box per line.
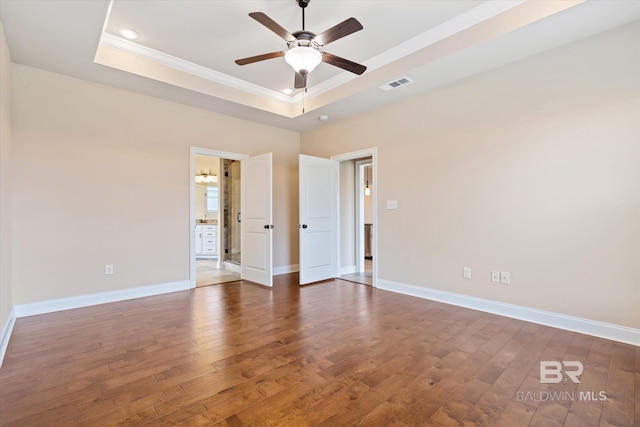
<box><xmin>241</xmin><ymin>153</ymin><xmax>273</xmax><ymax>287</ymax></box>
<box><xmin>299</xmin><ymin>154</ymin><xmax>339</xmax><ymax>285</ymax></box>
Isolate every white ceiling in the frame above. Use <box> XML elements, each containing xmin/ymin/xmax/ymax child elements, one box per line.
<box><xmin>1</xmin><ymin>0</ymin><xmax>639</xmax><ymax>132</ymax></box>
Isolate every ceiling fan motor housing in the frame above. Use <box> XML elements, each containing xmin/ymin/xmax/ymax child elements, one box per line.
<box><xmin>298</xmin><ymin>0</ymin><xmax>311</xmax><ymax>8</ymax></box>
<box><xmin>290</xmin><ymin>30</ymin><xmax>319</xmax><ymax>48</ymax></box>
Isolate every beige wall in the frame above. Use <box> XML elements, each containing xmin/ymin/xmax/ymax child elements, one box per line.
<box><xmin>302</xmin><ymin>23</ymin><xmax>640</xmax><ymax>329</ymax></box>
<box><xmin>0</xmin><ymin>22</ymin><xmax>13</xmax><ymax>333</ymax></box>
<box><xmin>11</xmin><ymin>64</ymin><xmax>299</xmax><ymax>304</ymax></box>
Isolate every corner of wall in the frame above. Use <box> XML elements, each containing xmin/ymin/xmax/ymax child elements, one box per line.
<box><xmin>0</xmin><ymin>19</ymin><xmax>15</xmax><ymax>367</ymax></box>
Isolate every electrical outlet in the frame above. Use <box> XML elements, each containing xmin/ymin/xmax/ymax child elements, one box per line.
<box><xmin>105</xmin><ymin>264</ymin><xmax>114</xmax><ymax>275</ymax></box>
<box><xmin>463</xmin><ymin>267</ymin><xmax>471</xmax><ymax>279</ymax></box>
<box><xmin>500</xmin><ymin>271</ymin><xmax>510</xmax><ymax>285</ymax></box>
<box><xmin>491</xmin><ymin>271</ymin><xmax>500</xmax><ymax>283</ymax></box>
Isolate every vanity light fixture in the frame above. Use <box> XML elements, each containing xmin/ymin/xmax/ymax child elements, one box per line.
<box><xmin>365</xmin><ymin>165</ymin><xmax>371</xmax><ymax>196</ymax></box>
<box><xmin>195</xmin><ymin>169</ymin><xmax>218</xmax><ymax>183</ymax></box>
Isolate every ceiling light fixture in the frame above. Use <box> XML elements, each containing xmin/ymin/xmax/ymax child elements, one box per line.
<box><xmin>117</xmin><ymin>27</ymin><xmax>140</xmax><ymax>41</ymax></box>
<box><xmin>195</xmin><ymin>169</ymin><xmax>217</xmax><ymax>183</ymax></box>
<box><xmin>282</xmin><ymin>87</ymin><xmax>294</xmax><ymax>95</ymax></box>
<box><xmin>318</xmin><ymin>114</ymin><xmax>329</xmax><ymax>121</ymax></box>
<box><xmin>235</xmin><ymin>0</ymin><xmax>365</xmax><ymax>91</ymax></box>
<box><xmin>284</xmin><ymin>47</ymin><xmax>322</xmax><ymax>74</ymax></box>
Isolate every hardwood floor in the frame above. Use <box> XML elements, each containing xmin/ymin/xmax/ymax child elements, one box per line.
<box><xmin>0</xmin><ymin>273</ymin><xmax>637</xmax><ymax>426</ymax></box>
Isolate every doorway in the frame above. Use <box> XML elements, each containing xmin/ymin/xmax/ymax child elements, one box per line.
<box><xmin>339</xmin><ymin>159</ymin><xmax>374</xmax><ymax>286</ymax></box>
<box><xmin>190</xmin><ymin>147</ymin><xmax>274</xmax><ymax>289</ymax></box>
<box><xmin>190</xmin><ymin>148</ymin><xmax>249</xmax><ymax>288</ymax></box>
<box><xmin>298</xmin><ymin>147</ymin><xmax>377</xmax><ymax>286</ymax></box>
<box><xmin>193</xmin><ymin>154</ymin><xmax>241</xmax><ymax>287</ymax></box>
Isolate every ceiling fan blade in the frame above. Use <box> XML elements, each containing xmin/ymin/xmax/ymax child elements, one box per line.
<box><xmin>294</xmin><ymin>71</ymin><xmax>308</xmax><ymax>89</ymax></box>
<box><xmin>315</xmin><ymin>17</ymin><xmax>363</xmax><ymax>46</ymax></box>
<box><xmin>235</xmin><ymin>51</ymin><xmax>285</xmax><ymax>66</ymax></box>
<box><xmin>249</xmin><ymin>12</ymin><xmax>295</xmax><ymax>42</ymax></box>
<box><xmin>322</xmin><ymin>53</ymin><xmax>367</xmax><ymax>75</ymax></box>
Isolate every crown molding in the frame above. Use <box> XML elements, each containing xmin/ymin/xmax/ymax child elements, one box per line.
<box><xmin>99</xmin><ymin>33</ymin><xmax>295</xmax><ymax>105</ymax></box>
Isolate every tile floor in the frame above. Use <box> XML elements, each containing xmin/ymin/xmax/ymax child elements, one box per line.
<box><xmin>196</xmin><ymin>259</ymin><xmax>241</xmax><ymax>287</ymax></box>
<box><xmin>339</xmin><ymin>259</ymin><xmax>373</xmax><ymax>286</ymax></box>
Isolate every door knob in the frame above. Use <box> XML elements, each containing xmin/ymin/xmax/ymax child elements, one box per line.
<box><xmin>300</xmin><ymin>224</ymin><xmax>308</xmax><ymax>229</ymax></box>
<box><xmin>264</xmin><ymin>224</ymin><xmax>274</xmax><ymax>229</ymax></box>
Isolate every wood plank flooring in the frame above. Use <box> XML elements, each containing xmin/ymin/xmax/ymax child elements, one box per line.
<box><xmin>0</xmin><ymin>273</ymin><xmax>637</xmax><ymax>426</ymax></box>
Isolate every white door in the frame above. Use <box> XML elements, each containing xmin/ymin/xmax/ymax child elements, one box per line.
<box><xmin>241</xmin><ymin>153</ymin><xmax>273</xmax><ymax>287</ymax></box>
<box><xmin>299</xmin><ymin>154</ymin><xmax>339</xmax><ymax>285</ymax></box>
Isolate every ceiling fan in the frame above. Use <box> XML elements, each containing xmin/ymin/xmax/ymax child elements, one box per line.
<box><xmin>234</xmin><ymin>0</ymin><xmax>367</xmax><ymax>90</ymax></box>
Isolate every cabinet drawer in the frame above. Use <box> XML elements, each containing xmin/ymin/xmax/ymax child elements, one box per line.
<box><xmin>202</xmin><ymin>246</ymin><xmax>216</xmax><ymax>254</ymax></box>
<box><xmin>203</xmin><ymin>225</ymin><xmax>217</xmax><ymax>232</ymax></box>
<box><xmin>203</xmin><ymin>231</ymin><xmax>216</xmax><ymax>238</ymax></box>
<box><xmin>203</xmin><ymin>238</ymin><xmax>216</xmax><ymax>245</ymax></box>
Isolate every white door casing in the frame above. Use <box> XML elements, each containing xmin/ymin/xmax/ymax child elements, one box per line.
<box><xmin>299</xmin><ymin>154</ymin><xmax>339</xmax><ymax>285</ymax></box>
<box><xmin>241</xmin><ymin>152</ymin><xmax>273</xmax><ymax>287</ymax></box>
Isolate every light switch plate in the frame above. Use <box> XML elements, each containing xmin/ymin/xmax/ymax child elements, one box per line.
<box><xmin>386</xmin><ymin>200</ymin><xmax>398</xmax><ymax>210</ymax></box>
<box><xmin>491</xmin><ymin>271</ymin><xmax>500</xmax><ymax>283</ymax></box>
<box><xmin>105</xmin><ymin>264</ymin><xmax>114</xmax><ymax>275</ymax></box>
<box><xmin>463</xmin><ymin>267</ymin><xmax>471</xmax><ymax>279</ymax></box>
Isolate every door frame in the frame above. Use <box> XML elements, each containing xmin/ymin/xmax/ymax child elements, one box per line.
<box><xmin>189</xmin><ymin>147</ymin><xmax>249</xmax><ymax>288</ymax></box>
<box><xmin>331</xmin><ymin>147</ymin><xmax>378</xmax><ymax>287</ymax></box>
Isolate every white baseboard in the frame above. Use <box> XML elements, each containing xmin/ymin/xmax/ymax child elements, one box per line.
<box><xmin>274</xmin><ymin>264</ymin><xmax>299</xmax><ymax>275</ymax></box>
<box><xmin>0</xmin><ymin>306</ymin><xmax>16</xmax><ymax>368</ymax></box>
<box><xmin>377</xmin><ymin>279</ymin><xmax>640</xmax><ymax>346</ymax></box>
<box><xmin>13</xmin><ymin>280</ymin><xmax>191</xmax><ymax>318</ymax></box>
<box><xmin>339</xmin><ymin>265</ymin><xmax>357</xmax><ymax>275</ymax></box>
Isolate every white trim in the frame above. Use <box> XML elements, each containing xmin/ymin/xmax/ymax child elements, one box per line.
<box><xmin>99</xmin><ymin>1</ymin><xmax>523</xmax><ymax>105</ymax></box>
<box><xmin>99</xmin><ymin>33</ymin><xmax>295</xmax><ymax>104</ymax></box>
<box><xmin>339</xmin><ymin>265</ymin><xmax>357</xmax><ymax>276</ymax></box>
<box><xmin>0</xmin><ymin>307</ymin><xmax>16</xmax><ymax>367</ymax></box>
<box><xmin>13</xmin><ymin>280</ymin><xmax>191</xmax><ymax>319</ymax></box>
<box><xmin>274</xmin><ymin>264</ymin><xmax>300</xmax><ymax>275</ymax></box>
<box><xmin>304</xmin><ymin>1</ymin><xmax>525</xmax><ymax>99</ymax></box>
<box><xmin>377</xmin><ymin>279</ymin><xmax>640</xmax><ymax>346</ymax></box>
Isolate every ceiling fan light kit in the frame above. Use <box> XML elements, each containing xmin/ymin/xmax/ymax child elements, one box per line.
<box><xmin>284</xmin><ymin>47</ymin><xmax>322</xmax><ymax>73</ymax></box>
<box><xmin>234</xmin><ymin>0</ymin><xmax>366</xmax><ymax>91</ymax></box>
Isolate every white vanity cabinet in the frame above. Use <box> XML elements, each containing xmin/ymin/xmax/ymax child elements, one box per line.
<box><xmin>195</xmin><ymin>224</ymin><xmax>218</xmax><ymax>257</ymax></box>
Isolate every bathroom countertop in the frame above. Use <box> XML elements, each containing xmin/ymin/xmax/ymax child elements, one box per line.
<box><xmin>196</xmin><ymin>219</ymin><xmax>218</xmax><ymax>224</ymax></box>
